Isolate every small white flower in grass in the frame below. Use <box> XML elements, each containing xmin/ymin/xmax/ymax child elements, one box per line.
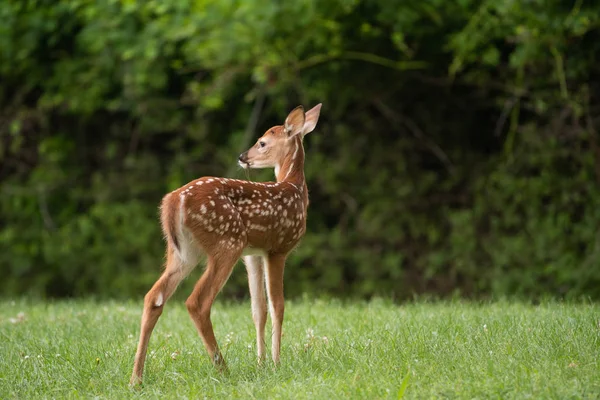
<box><xmin>171</xmin><ymin>351</ymin><xmax>180</xmax><ymax>360</ymax></box>
<box><xmin>9</xmin><ymin>312</ymin><xmax>26</xmax><ymax>324</ymax></box>
<box><xmin>304</xmin><ymin>328</ymin><xmax>329</xmax><ymax>351</ymax></box>
<box><xmin>483</xmin><ymin>324</ymin><xmax>488</xmax><ymax>332</ymax></box>
<box><xmin>150</xmin><ymin>350</ymin><xmax>156</xmax><ymax>359</ymax></box>
<box><xmin>223</xmin><ymin>332</ymin><xmax>234</xmax><ymax>349</ymax></box>
<box><xmin>306</xmin><ymin>328</ymin><xmax>314</xmax><ymax>339</ymax></box>
<box><xmin>304</xmin><ymin>328</ymin><xmax>315</xmax><ymax>351</ymax></box>
<box><xmin>127</xmin><ymin>334</ymin><xmax>134</xmax><ymax>339</ymax></box>
<box><xmin>23</xmin><ymin>355</ymin><xmax>30</xmax><ymax>360</ymax></box>
<box><xmin>55</xmin><ymin>354</ymin><xmax>61</xmax><ymax>358</ymax></box>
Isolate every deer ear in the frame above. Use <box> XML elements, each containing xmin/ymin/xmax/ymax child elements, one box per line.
<box><xmin>302</xmin><ymin>103</ymin><xmax>322</xmax><ymax>137</ymax></box>
<box><xmin>284</xmin><ymin>106</ymin><xmax>305</xmax><ymax>137</ymax></box>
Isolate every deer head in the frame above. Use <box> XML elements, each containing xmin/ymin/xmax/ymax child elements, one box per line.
<box><xmin>238</xmin><ymin>104</ymin><xmax>322</xmax><ymax>171</ymax></box>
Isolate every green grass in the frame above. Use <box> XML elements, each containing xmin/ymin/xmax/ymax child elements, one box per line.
<box><xmin>1</xmin><ymin>298</ymin><xmax>598</xmax><ymax>399</ymax></box>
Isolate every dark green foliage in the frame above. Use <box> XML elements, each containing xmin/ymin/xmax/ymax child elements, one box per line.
<box><xmin>1</xmin><ymin>0</ymin><xmax>599</xmax><ymax>299</ymax></box>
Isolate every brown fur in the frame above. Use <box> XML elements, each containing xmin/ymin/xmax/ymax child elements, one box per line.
<box><xmin>160</xmin><ymin>193</ymin><xmax>180</xmax><ymax>254</ymax></box>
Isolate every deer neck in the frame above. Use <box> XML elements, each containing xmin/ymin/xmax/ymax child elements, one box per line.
<box><xmin>276</xmin><ymin>135</ymin><xmax>307</xmax><ymax>193</ymax></box>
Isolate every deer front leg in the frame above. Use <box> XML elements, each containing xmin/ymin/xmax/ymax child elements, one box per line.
<box><xmin>265</xmin><ymin>253</ymin><xmax>286</xmax><ymax>365</ymax></box>
<box><xmin>244</xmin><ymin>255</ymin><xmax>267</xmax><ymax>363</ymax></box>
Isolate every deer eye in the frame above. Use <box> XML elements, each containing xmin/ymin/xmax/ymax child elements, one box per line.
<box><xmin>259</xmin><ymin>141</ymin><xmax>266</xmax><ymax>148</ymax></box>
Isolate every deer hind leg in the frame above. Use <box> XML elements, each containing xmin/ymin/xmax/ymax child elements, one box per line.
<box><xmin>243</xmin><ymin>255</ymin><xmax>267</xmax><ymax>363</ymax></box>
<box><xmin>265</xmin><ymin>253</ymin><xmax>287</xmax><ymax>365</ymax></box>
<box><xmin>130</xmin><ymin>244</ymin><xmax>199</xmax><ymax>386</ymax></box>
<box><xmin>185</xmin><ymin>248</ymin><xmax>242</xmax><ymax>370</ymax></box>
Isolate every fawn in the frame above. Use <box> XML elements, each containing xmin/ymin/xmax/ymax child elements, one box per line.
<box><xmin>130</xmin><ymin>104</ymin><xmax>322</xmax><ymax>385</ymax></box>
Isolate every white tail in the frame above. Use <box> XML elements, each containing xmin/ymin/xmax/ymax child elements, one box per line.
<box><xmin>130</xmin><ymin>104</ymin><xmax>322</xmax><ymax>385</ymax></box>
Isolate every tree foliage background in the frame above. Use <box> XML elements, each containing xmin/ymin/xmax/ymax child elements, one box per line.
<box><xmin>1</xmin><ymin>0</ymin><xmax>599</xmax><ymax>300</ymax></box>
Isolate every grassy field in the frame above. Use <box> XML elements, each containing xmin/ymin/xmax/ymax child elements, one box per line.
<box><xmin>1</xmin><ymin>298</ymin><xmax>598</xmax><ymax>399</ymax></box>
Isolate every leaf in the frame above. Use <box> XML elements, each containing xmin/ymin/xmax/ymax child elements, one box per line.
<box><xmin>482</xmin><ymin>47</ymin><xmax>500</xmax><ymax>66</ymax></box>
<box><xmin>397</xmin><ymin>368</ymin><xmax>410</xmax><ymax>399</ymax></box>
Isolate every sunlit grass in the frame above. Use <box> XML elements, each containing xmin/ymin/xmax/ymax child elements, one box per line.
<box><xmin>1</xmin><ymin>298</ymin><xmax>598</xmax><ymax>399</ymax></box>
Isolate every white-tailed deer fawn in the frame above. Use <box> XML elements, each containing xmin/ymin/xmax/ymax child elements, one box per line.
<box><xmin>130</xmin><ymin>104</ymin><xmax>322</xmax><ymax>385</ymax></box>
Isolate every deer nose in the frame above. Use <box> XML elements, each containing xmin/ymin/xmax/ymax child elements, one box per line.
<box><xmin>238</xmin><ymin>152</ymin><xmax>248</xmax><ymax>163</ymax></box>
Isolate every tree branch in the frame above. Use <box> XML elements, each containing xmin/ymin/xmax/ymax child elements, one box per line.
<box><xmin>373</xmin><ymin>98</ymin><xmax>454</xmax><ymax>174</ymax></box>
<box><xmin>297</xmin><ymin>51</ymin><xmax>428</xmax><ymax>72</ymax></box>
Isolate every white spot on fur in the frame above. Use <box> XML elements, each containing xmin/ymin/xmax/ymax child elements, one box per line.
<box><xmin>155</xmin><ymin>293</ymin><xmax>164</xmax><ymax>307</ymax></box>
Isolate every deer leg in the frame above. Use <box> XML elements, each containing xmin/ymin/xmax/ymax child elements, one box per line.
<box><xmin>185</xmin><ymin>250</ymin><xmax>240</xmax><ymax>370</ymax></box>
<box><xmin>130</xmin><ymin>245</ymin><xmax>197</xmax><ymax>385</ymax></box>
<box><xmin>265</xmin><ymin>253</ymin><xmax>286</xmax><ymax>365</ymax></box>
<box><xmin>243</xmin><ymin>255</ymin><xmax>267</xmax><ymax>363</ymax></box>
